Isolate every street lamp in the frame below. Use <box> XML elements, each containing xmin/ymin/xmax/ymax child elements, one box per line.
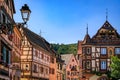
<box><xmin>20</xmin><ymin>4</ymin><xmax>31</xmax><ymax>24</ymax></box>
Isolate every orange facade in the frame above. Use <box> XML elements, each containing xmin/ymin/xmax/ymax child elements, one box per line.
<box><xmin>49</xmin><ymin>55</ymin><xmax>57</xmax><ymax>80</ymax></box>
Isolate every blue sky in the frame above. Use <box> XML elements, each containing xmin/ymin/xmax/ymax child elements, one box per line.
<box><xmin>14</xmin><ymin>0</ymin><xmax>120</xmax><ymax>44</ymax></box>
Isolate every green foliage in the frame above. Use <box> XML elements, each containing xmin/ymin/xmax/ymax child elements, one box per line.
<box><xmin>105</xmin><ymin>71</ymin><xmax>111</xmax><ymax>78</ymax></box>
<box><xmin>96</xmin><ymin>71</ymin><xmax>102</xmax><ymax>76</ymax></box>
<box><xmin>91</xmin><ymin>70</ymin><xmax>102</xmax><ymax>76</ymax></box>
<box><xmin>110</xmin><ymin>56</ymin><xmax>120</xmax><ymax>79</ymax></box>
<box><xmin>51</xmin><ymin>43</ymin><xmax>77</xmax><ymax>55</ymax></box>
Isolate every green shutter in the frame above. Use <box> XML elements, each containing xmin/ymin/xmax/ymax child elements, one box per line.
<box><xmin>3</xmin><ymin>46</ymin><xmax>6</xmax><ymax>63</ymax></box>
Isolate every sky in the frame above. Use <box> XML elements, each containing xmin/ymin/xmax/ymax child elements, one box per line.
<box><xmin>14</xmin><ymin>0</ymin><xmax>120</xmax><ymax>44</ymax></box>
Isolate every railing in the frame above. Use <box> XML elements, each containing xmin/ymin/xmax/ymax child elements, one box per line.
<box><xmin>0</xmin><ymin>1</ymin><xmax>12</xmax><ymax>18</ymax></box>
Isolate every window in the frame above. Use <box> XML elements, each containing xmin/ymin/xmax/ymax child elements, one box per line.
<box><xmin>109</xmin><ymin>50</ymin><xmax>112</xmax><ymax>55</ymax></box>
<box><xmin>2</xmin><ymin>14</ymin><xmax>6</xmax><ymax>23</ymax></box>
<box><xmin>82</xmin><ymin>61</ymin><xmax>86</xmax><ymax>69</ymax></box>
<box><xmin>51</xmin><ymin>57</ymin><xmax>54</xmax><ymax>63</ymax></box>
<box><xmin>101</xmin><ymin>48</ymin><xmax>107</xmax><ymax>55</ymax></box>
<box><xmin>46</xmin><ymin>68</ymin><xmax>48</xmax><ymax>74</ymax></box>
<box><xmin>115</xmin><ymin>48</ymin><xmax>120</xmax><ymax>54</ymax></box>
<box><xmin>52</xmin><ymin>68</ymin><xmax>55</xmax><ymax>74</ymax></box>
<box><xmin>25</xmin><ymin>64</ymin><xmax>29</xmax><ymax>70</ymax></box>
<box><xmin>47</xmin><ymin>56</ymin><xmax>49</xmax><ymax>61</ymax></box>
<box><xmin>101</xmin><ymin>60</ymin><xmax>106</xmax><ymax>70</ymax></box>
<box><xmin>67</xmin><ymin>71</ymin><xmax>70</xmax><ymax>75</ymax></box>
<box><xmin>41</xmin><ymin>54</ymin><xmax>44</xmax><ymax>59</ymax></box>
<box><xmin>87</xmin><ymin>48</ymin><xmax>91</xmax><ymax>54</ymax></box>
<box><xmin>60</xmin><ymin>64</ymin><xmax>62</xmax><ymax>70</ymax></box>
<box><xmin>1</xmin><ymin>46</ymin><xmax>4</xmax><ymax>62</ymax></box>
<box><xmin>72</xmin><ymin>59</ymin><xmax>74</xmax><ymax>62</ymax></box>
<box><xmin>1</xmin><ymin>45</ymin><xmax>11</xmax><ymax>65</ymax></box>
<box><xmin>40</xmin><ymin>66</ymin><xmax>44</xmax><ymax>73</ymax></box>
<box><xmin>33</xmin><ymin>64</ymin><xmax>37</xmax><ymax>73</ymax></box>
<box><xmin>6</xmin><ymin>50</ymin><xmax>9</xmax><ymax>64</ymax></box>
<box><xmin>82</xmin><ymin>47</ymin><xmax>85</xmax><ymax>53</ymax></box>
<box><xmin>86</xmin><ymin>61</ymin><xmax>91</xmax><ymax>69</ymax></box>
<box><xmin>69</xmin><ymin>65</ymin><xmax>71</xmax><ymax>69</ymax></box>
<box><xmin>35</xmin><ymin>50</ymin><xmax>38</xmax><ymax>57</ymax></box>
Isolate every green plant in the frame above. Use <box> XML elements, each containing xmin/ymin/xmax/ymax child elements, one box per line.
<box><xmin>95</xmin><ymin>71</ymin><xmax>102</xmax><ymax>76</ymax></box>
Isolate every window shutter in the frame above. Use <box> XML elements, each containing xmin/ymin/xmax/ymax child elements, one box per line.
<box><xmin>8</xmin><ymin>51</ymin><xmax>11</xmax><ymax>64</ymax></box>
<box><xmin>3</xmin><ymin>46</ymin><xmax>6</xmax><ymax>63</ymax></box>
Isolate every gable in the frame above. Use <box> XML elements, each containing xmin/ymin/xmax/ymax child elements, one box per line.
<box><xmin>91</xmin><ymin>21</ymin><xmax>120</xmax><ymax>45</ymax></box>
<box><xmin>66</xmin><ymin>55</ymin><xmax>78</xmax><ymax>71</ymax></box>
<box><xmin>92</xmin><ymin>21</ymin><xmax>120</xmax><ymax>39</ymax></box>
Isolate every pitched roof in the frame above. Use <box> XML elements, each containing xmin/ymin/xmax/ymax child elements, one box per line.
<box><xmin>22</xmin><ymin>27</ymin><xmax>54</xmax><ymax>53</ymax></box>
<box><xmin>92</xmin><ymin>21</ymin><xmax>120</xmax><ymax>39</ymax></box>
<box><xmin>61</xmin><ymin>54</ymin><xmax>73</xmax><ymax>67</ymax></box>
<box><xmin>89</xmin><ymin>20</ymin><xmax>120</xmax><ymax>45</ymax></box>
<box><xmin>82</xmin><ymin>34</ymin><xmax>91</xmax><ymax>44</ymax></box>
<box><xmin>100</xmin><ymin>21</ymin><xmax>115</xmax><ymax>30</ymax></box>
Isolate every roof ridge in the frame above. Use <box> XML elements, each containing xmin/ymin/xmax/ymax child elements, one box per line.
<box><xmin>22</xmin><ymin>27</ymin><xmax>52</xmax><ymax>52</ymax></box>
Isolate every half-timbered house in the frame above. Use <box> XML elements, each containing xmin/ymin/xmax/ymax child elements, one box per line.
<box><xmin>10</xmin><ymin>24</ymin><xmax>22</xmax><ymax>80</ymax></box>
<box><xmin>0</xmin><ymin>0</ymin><xmax>15</xmax><ymax>79</ymax></box>
<box><xmin>20</xmin><ymin>26</ymin><xmax>56</xmax><ymax>80</ymax></box>
<box><xmin>78</xmin><ymin>20</ymin><xmax>120</xmax><ymax>80</ymax></box>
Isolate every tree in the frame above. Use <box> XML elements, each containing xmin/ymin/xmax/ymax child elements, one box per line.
<box><xmin>110</xmin><ymin>56</ymin><xmax>120</xmax><ymax>79</ymax></box>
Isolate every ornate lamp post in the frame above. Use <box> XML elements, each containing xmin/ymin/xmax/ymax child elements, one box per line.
<box><xmin>20</xmin><ymin>4</ymin><xmax>31</xmax><ymax>24</ymax></box>
<box><xmin>20</xmin><ymin>4</ymin><xmax>31</xmax><ymax>79</ymax></box>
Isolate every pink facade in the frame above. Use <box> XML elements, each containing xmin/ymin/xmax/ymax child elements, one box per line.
<box><xmin>62</xmin><ymin>54</ymin><xmax>79</xmax><ymax>80</ymax></box>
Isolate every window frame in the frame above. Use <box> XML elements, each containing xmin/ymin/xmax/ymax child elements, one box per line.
<box><xmin>115</xmin><ymin>48</ymin><xmax>120</xmax><ymax>54</ymax></box>
<box><xmin>101</xmin><ymin>48</ymin><xmax>107</xmax><ymax>55</ymax></box>
<box><xmin>100</xmin><ymin>60</ymin><xmax>107</xmax><ymax>70</ymax></box>
<box><xmin>86</xmin><ymin>47</ymin><xmax>91</xmax><ymax>54</ymax></box>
